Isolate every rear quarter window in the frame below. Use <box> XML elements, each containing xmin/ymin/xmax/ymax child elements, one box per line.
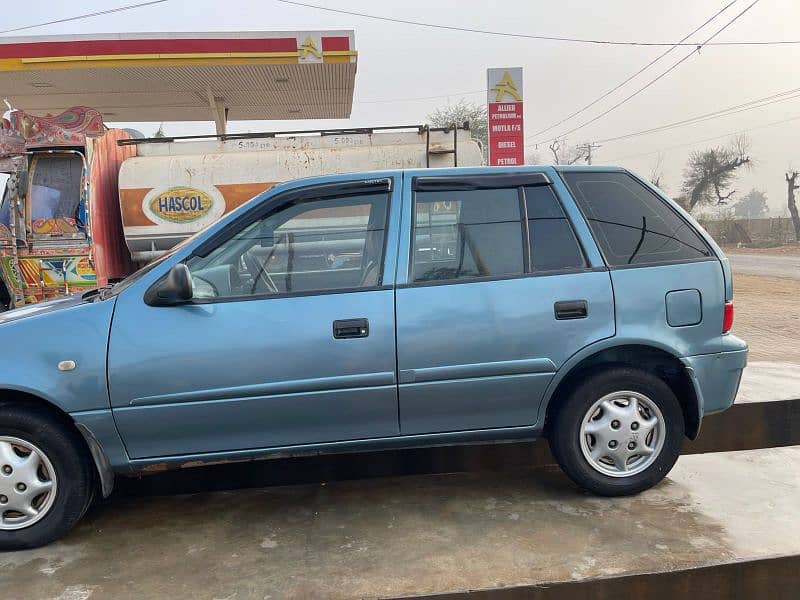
<box><xmin>562</xmin><ymin>171</ymin><xmax>712</xmax><ymax>267</ymax></box>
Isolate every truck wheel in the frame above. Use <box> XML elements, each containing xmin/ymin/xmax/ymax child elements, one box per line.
<box><xmin>0</xmin><ymin>404</ymin><xmax>93</xmax><ymax>550</ymax></box>
<box><xmin>548</xmin><ymin>367</ymin><xmax>684</xmax><ymax>496</ymax></box>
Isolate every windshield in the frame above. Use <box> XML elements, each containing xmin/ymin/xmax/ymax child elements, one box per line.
<box><xmin>29</xmin><ymin>155</ymin><xmax>84</xmax><ymax>237</ymax></box>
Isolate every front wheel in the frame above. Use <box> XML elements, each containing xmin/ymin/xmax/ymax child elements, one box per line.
<box><xmin>0</xmin><ymin>404</ymin><xmax>94</xmax><ymax>550</ymax></box>
<box><xmin>548</xmin><ymin>367</ymin><xmax>685</xmax><ymax>496</ymax></box>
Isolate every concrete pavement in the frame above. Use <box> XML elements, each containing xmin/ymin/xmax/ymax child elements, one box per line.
<box><xmin>1</xmin><ymin>446</ymin><xmax>799</xmax><ymax>599</ymax></box>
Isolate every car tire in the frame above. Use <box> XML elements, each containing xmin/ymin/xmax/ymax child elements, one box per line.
<box><xmin>0</xmin><ymin>403</ymin><xmax>94</xmax><ymax>550</ymax></box>
<box><xmin>548</xmin><ymin>367</ymin><xmax>685</xmax><ymax>497</ymax></box>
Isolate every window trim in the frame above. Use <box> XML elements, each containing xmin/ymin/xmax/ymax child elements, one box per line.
<box><xmin>558</xmin><ymin>170</ymin><xmax>715</xmax><ymax>270</ymax></box>
<box><xmin>193</xmin><ymin>178</ymin><xmax>392</xmax><ymax>259</ymax></box>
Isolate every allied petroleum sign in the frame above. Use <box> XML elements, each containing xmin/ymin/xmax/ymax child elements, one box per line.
<box><xmin>487</xmin><ymin>67</ymin><xmax>524</xmax><ymax>166</ymax></box>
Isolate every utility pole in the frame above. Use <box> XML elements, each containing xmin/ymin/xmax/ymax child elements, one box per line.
<box><xmin>578</xmin><ymin>142</ymin><xmax>602</xmax><ymax>165</ymax></box>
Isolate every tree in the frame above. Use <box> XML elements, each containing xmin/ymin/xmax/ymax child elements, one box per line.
<box><xmin>733</xmin><ymin>188</ymin><xmax>769</xmax><ymax>219</ymax></box>
<box><xmin>786</xmin><ymin>171</ymin><xmax>800</xmax><ymax>241</ymax></box>
<box><xmin>428</xmin><ymin>100</ymin><xmax>487</xmax><ymax>160</ymax></box>
<box><xmin>681</xmin><ymin>135</ymin><xmax>751</xmax><ymax>211</ymax></box>
<box><xmin>153</xmin><ymin>123</ymin><xmax>166</xmax><ymax>138</ymax></box>
<box><xmin>546</xmin><ymin>139</ymin><xmax>588</xmax><ymax>165</ymax></box>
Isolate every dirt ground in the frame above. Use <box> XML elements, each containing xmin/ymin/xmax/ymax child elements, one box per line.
<box><xmin>722</xmin><ymin>243</ymin><xmax>800</xmax><ymax>256</ymax></box>
<box><xmin>733</xmin><ymin>273</ymin><xmax>800</xmax><ymax>362</ymax></box>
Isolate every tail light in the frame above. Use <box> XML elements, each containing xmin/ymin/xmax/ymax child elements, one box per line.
<box><xmin>722</xmin><ymin>301</ymin><xmax>734</xmax><ymax>333</ymax></box>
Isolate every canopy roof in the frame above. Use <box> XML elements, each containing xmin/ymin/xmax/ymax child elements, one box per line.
<box><xmin>0</xmin><ymin>31</ymin><xmax>357</xmax><ymax>125</ymax></box>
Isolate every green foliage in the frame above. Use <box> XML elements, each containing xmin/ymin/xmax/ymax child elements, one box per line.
<box><xmin>733</xmin><ymin>189</ymin><xmax>769</xmax><ymax>219</ymax></box>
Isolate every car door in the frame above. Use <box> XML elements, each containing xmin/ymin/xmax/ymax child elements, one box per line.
<box><xmin>395</xmin><ymin>171</ymin><xmax>615</xmax><ymax>435</ymax></box>
<box><xmin>107</xmin><ymin>177</ymin><xmax>400</xmax><ymax>459</ymax></box>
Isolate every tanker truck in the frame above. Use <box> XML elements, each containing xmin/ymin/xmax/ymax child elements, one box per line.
<box><xmin>0</xmin><ymin>106</ymin><xmax>482</xmax><ymax>308</ymax></box>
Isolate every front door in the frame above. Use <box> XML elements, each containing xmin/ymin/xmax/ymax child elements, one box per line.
<box><xmin>395</xmin><ymin>172</ymin><xmax>615</xmax><ymax>434</ymax></box>
<box><xmin>108</xmin><ymin>180</ymin><xmax>399</xmax><ymax>459</ymax></box>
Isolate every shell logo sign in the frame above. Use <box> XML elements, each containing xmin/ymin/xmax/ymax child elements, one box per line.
<box><xmin>142</xmin><ymin>186</ymin><xmax>226</xmax><ymax>227</ymax></box>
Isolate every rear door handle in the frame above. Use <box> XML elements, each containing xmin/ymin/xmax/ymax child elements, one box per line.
<box><xmin>554</xmin><ymin>300</ymin><xmax>588</xmax><ymax>320</ymax></box>
<box><xmin>333</xmin><ymin>318</ymin><xmax>369</xmax><ymax>339</ymax></box>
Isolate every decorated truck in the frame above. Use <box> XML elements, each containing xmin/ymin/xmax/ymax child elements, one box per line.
<box><xmin>0</xmin><ymin>107</ymin><xmax>482</xmax><ymax>308</ymax></box>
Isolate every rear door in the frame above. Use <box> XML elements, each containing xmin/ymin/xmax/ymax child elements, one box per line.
<box><xmin>394</xmin><ymin>171</ymin><xmax>615</xmax><ymax>435</ymax></box>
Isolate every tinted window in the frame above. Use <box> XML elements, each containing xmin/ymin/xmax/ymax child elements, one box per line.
<box><xmin>412</xmin><ymin>188</ymin><xmax>523</xmax><ymax>282</ymax></box>
<box><xmin>186</xmin><ymin>192</ymin><xmax>388</xmax><ymax>299</ymax></box>
<box><xmin>524</xmin><ymin>186</ymin><xmax>586</xmax><ymax>271</ymax></box>
<box><xmin>563</xmin><ymin>172</ymin><xmax>711</xmax><ymax>266</ymax></box>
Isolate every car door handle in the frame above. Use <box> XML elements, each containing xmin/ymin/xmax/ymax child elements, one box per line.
<box><xmin>333</xmin><ymin>318</ymin><xmax>369</xmax><ymax>339</ymax></box>
<box><xmin>554</xmin><ymin>300</ymin><xmax>588</xmax><ymax>320</ymax></box>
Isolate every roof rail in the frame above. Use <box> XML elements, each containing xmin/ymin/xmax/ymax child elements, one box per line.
<box><xmin>116</xmin><ymin>123</ymin><xmax>471</xmax><ymax>146</ymax></box>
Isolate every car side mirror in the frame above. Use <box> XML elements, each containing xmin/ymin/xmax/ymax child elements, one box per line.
<box><xmin>144</xmin><ymin>264</ymin><xmax>194</xmax><ymax>306</ymax></box>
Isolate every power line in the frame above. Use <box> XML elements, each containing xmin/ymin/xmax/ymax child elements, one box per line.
<box><xmin>528</xmin><ymin>0</ymin><xmax>762</xmax><ymax>147</ymax></box>
<box><xmin>603</xmin><ymin>113</ymin><xmax>800</xmax><ymax>163</ymax></box>
<box><xmin>277</xmin><ymin>0</ymin><xmax>794</xmax><ymax>47</ymax></box>
<box><xmin>594</xmin><ymin>86</ymin><xmax>800</xmax><ymax>144</ymax></box>
<box><xmin>528</xmin><ymin>0</ymin><xmax>738</xmax><ymax>139</ymax></box>
<box><xmin>0</xmin><ymin>0</ymin><xmax>170</xmax><ymax>35</ymax></box>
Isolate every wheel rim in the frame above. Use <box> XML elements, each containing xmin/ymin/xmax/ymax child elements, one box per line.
<box><xmin>579</xmin><ymin>391</ymin><xmax>665</xmax><ymax>478</ymax></box>
<box><xmin>0</xmin><ymin>436</ymin><xmax>58</xmax><ymax>530</ymax></box>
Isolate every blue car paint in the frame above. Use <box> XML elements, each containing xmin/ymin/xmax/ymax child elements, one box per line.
<box><xmin>0</xmin><ymin>165</ymin><xmax>748</xmax><ymax>491</ymax></box>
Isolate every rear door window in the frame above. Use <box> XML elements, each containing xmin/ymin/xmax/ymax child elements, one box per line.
<box><xmin>412</xmin><ymin>188</ymin><xmax>524</xmax><ymax>282</ymax></box>
<box><xmin>562</xmin><ymin>171</ymin><xmax>712</xmax><ymax>267</ymax></box>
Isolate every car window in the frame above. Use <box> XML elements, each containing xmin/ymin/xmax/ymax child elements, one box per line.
<box><xmin>412</xmin><ymin>188</ymin><xmax>524</xmax><ymax>282</ymax></box>
<box><xmin>523</xmin><ymin>186</ymin><xmax>586</xmax><ymax>272</ymax></box>
<box><xmin>186</xmin><ymin>192</ymin><xmax>389</xmax><ymax>299</ymax></box>
<box><xmin>562</xmin><ymin>171</ymin><xmax>712</xmax><ymax>267</ymax></box>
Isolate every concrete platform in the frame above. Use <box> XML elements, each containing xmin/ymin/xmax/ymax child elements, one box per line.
<box><xmin>737</xmin><ymin>361</ymin><xmax>800</xmax><ymax>403</ymax></box>
<box><xmin>1</xmin><ymin>446</ymin><xmax>799</xmax><ymax>599</ymax></box>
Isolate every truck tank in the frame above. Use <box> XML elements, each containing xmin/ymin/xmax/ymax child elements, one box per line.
<box><xmin>117</xmin><ymin>126</ymin><xmax>483</xmax><ymax>263</ymax></box>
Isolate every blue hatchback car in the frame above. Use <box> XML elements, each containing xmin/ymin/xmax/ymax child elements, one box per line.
<box><xmin>0</xmin><ymin>166</ymin><xmax>747</xmax><ymax>549</ymax></box>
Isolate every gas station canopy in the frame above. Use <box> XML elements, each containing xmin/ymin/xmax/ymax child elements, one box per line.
<box><xmin>0</xmin><ymin>31</ymin><xmax>357</xmax><ymax>130</ymax></box>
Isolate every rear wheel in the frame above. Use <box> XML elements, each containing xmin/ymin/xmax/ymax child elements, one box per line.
<box><xmin>548</xmin><ymin>367</ymin><xmax>684</xmax><ymax>496</ymax></box>
<box><xmin>0</xmin><ymin>404</ymin><xmax>93</xmax><ymax>550</ymax></box>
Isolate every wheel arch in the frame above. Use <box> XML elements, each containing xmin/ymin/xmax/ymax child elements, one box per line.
<box><xmin>541</xmin><ymin>342</ymin><xmax>701</xmax><ymax>439</ymax></box>
<box><xmin>0</xmin><ymin>388</ymin><xmax>115</xmax><ymax>497</ymax></box>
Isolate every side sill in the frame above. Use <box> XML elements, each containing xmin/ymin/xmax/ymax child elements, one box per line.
<box><xmin>126</xmin><ymin>424</ymin><xmax>546</xmax><ymax>474</ymax></box>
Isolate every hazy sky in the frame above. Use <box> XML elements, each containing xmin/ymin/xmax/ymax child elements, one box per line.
<box><xmin>2</xmin><ymin>0</ymin><xmax>799</xmax><ymax>214</ymax></box>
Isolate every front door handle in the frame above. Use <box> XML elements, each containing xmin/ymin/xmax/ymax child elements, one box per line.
<box><xmin>554</xmin><ymin>300</ymin><xmax>588</xmax><ymax>320</ymax></box>
<box><xmin>333</xmin><ymin>318</ymin><xmax>369</xmax><ymax>339</ymax></box>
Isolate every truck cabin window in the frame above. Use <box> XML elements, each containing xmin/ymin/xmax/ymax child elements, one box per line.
<box><xmin>29</xmin><ymin>155</ymin><xmax>84</xmax><ymax>238</ymax></box>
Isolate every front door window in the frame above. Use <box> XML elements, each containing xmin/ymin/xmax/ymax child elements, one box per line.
<box><xmin>186</xmin><ymin>192</ymin><xmax>389</xmax><ymax>299</ymax></box>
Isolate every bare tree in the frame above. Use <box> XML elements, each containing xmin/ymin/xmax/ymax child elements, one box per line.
<box><xmin>786</xmin><ymin>170</ymin><xmax>800</xmax><ymax>241</ymax></box>
<box><xmin>547</xmin><ymin>139</ymin><xmax>588</xmax><ymax>165</ymax></box>
<box><xmin>681</xmin><ymin>134</ymin><xmax>752</xmax><ymax>211</ymax></box>
<box><xmin>525</xmin><ymin>149</ymin><xmax>543</xmax><ymax>165</ymax></box>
